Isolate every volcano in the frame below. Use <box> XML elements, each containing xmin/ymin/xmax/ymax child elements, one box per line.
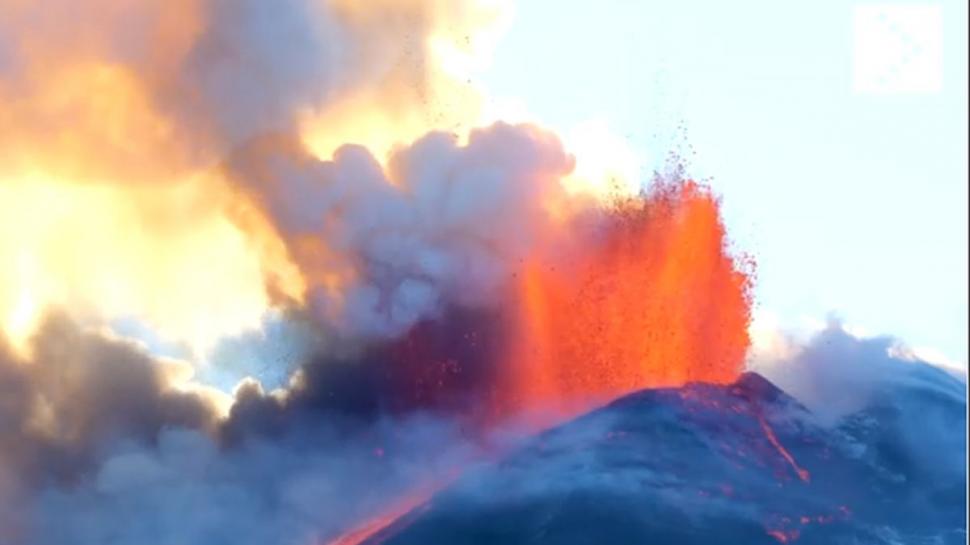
<box><xmin>353</xmin><ymin>368</ymin><xmax>966</xmax><ymax>545</ymax></box>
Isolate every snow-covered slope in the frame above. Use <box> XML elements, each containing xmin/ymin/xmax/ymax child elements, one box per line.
<box><xmin>365</xmin><ymin>369</ymin><xmax>966</xmax><ymax>545</ymax></box>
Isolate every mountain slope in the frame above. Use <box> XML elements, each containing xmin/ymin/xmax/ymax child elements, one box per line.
<box><xmin>364</xmin><ymin>370</ymin><xmax>966</xmax><ymax>545</ymax></box>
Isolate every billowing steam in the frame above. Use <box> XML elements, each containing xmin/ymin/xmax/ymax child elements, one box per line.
<box><xmin>227</xmin><ymin>122</ymin><xmax>572</xmax><ymax>338</ymax></box>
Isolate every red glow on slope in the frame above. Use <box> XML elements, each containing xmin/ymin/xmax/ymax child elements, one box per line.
<box><xmin>767</xmin><ymin>528</ymin><xmax>801</xmax><ymax>543</ymax></box>
<box><xmin>764</xmin><ymin>506</ymin><xmax>852</xmax><ymax>542</ymax></box>
<box><xmin>758</xmin><ymin>414</ymin><xmax>811</xmax><ymax>483</ymax></box>
<box><xmin>323</xmin><ymin>479</ymin><xmax>452</xmax><ymax>545</ymax></box>
<box><xmin>326</xmin><ymin>514</ymin><xmax>400</xmax><ymax>545</ymax></box>
<box><xmin>499</xmin><ymin>179</ymin><xmax>752</xmax><ymax>420</ymax></box>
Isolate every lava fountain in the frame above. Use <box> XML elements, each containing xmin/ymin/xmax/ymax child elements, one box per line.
<box><xmin>498</xmin><ymin>177</ymin><xmax>753</xmax><ymax>422</ymax></box>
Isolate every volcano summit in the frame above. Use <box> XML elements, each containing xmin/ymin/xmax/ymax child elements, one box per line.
<box><xmin>352</xmin><ymin>368</ymin><xmax>966</xmax><ymax>545</ymax></box>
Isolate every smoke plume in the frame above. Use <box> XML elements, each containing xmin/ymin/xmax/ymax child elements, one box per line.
<box><xmin>0</xmin><ymin>0</ymin><xmax>510</xmax><ymax>351</ymax></box>
<box><xmin>0</xmin><ymin>1</ymin><xmax>761</xmax><ymax>543</ymax></box>
<box><xmin>226</xmin><ymin>122</ymin><xmax>572</xmax><ymax>337</ymax></box>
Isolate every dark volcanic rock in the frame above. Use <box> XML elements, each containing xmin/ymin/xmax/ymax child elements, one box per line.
<box><xmin>365</xmin><ymin>371</ymin><xmax>967</xmax><ymax>545</ymax></box>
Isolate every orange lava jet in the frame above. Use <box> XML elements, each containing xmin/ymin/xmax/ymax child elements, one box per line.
<box><xmin>501</xmin><ymin>178</ymin><xmax>753</xmax><ymax>421</ymax></box>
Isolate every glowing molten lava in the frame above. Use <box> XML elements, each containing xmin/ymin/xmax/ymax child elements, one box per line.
<box><xmin>324</xmin><ymin>485</ymin><xmax>441</xmax><ymax>545</ymax></box>
<box><xmin>502</xmin><ymin>179</ymin><xmax>752</xmax><ymax>420</ymax></box>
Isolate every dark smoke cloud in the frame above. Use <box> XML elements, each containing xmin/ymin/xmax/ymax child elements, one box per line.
<box><xmin>0</xmin><ymin>314</ymin><xmax>218</xmax><ymax>541</ymax></box>
<box><xmin>0</xmin><ymin>310</ymin><xmax>516</xmax><ymax>544</ymax></box>
<box><xmin>221</xmin><ymin>304</ymin><xmax>510</xmax><ymax>442</ymax></box>
<box><xmin>34</xmin><ymin>417</ymin><xmax>488</xmax><ymax>545</ymax></box>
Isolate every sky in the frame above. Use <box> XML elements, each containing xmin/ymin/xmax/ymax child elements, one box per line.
<box><xmin>479</xmin><ymin>0</ymin><xmax>969</xmax><ymax>365</ymax></box>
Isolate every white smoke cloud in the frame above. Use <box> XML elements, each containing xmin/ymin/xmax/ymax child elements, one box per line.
<box><xmin>747</xmin><ymin>318</ymin><xmax>967</xmax><ymax>424</ymax></box>
<box><xmin>228</xmin><ymin>123</ymin><xmax>573</xmax><ymax>337</ymax></box>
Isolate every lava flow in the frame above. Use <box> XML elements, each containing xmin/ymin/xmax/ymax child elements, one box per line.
<box><xmin>323</xmin><ymin>482</ymin><xmax>446</xmax><ymax>545</ymax></box>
